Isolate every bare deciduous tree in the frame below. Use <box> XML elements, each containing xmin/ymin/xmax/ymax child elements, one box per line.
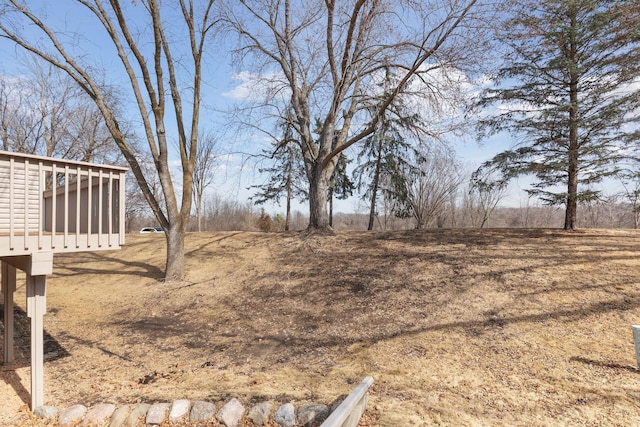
<box><xmin>193</xmin><ymin>132</ymin><xmax>218</xmax><ymax>232</ymax></box>
<box><xmin>0</xmin><ymin>73</ymin><xmax>46</xmax><ymax>154</ymax></box>
<box><xmin>64</xmin><ymin>101</ymin><xmax>120</xmax><ymax>164</ymax></box>
<box><xmin>30</xmin><ymin>62</ymin><xmax>77</xmax><ymax>158</ymax></box>
<box><xmin>0</xmin><ymin>77</ymin><xmax>19</xmax><ymax>151</ymax></box>
<box><xmin>469</xmin><ymin>170</ymin><xmax>508</xmax><ymax>228</ymax></box>
<box><xmin>124</xmin><ymin>174</ymin><xmax>152</xmax><ymax>233</ymax></box>
<box><xmin>620</xmin><ymin>167</ymin><xmax>640</xmax><ymax>229</ymax></box>
<box><xmin>224</xmin><ymin>0</ymin><xmax>488</xmax><ymax>231</ymax></box>
<box><xmin>1</xmin><ymin>61</ymin><xmax>121</xmax><ymax>164</ymax></box>
<box><xmin>404</xmin><ymin>147</ymin><xmax>465</xmax><ymax>229</ymax></box>
<box><xmin>0</xmin><ymin>0</ymin><xmax>219</xmax><ymax>279</ymax></box>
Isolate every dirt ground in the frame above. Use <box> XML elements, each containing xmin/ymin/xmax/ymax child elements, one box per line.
<box><xmin>2</xmin><ymin>228</ymin><xmax>640</xmax><ymax>426</ymax></box>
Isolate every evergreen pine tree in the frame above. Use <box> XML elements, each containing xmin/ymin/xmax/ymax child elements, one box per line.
<box><xmin>327</xmin><ymin>153</ymin><xmax>355</xmax><ymax>227</ymax></box>
<box><xmin>475</xmin><ymin>0</ymin><xmax>640</xmax><ymax>230</ymax></box>
<box><xmin>251</xmin><ymin>115</ymin><xmax>308</xmax><ymax>231</ymax></box>
<box><xmin>353</xmin><ymin>67</ymin><xmax>424</xmax><ymax>230</ymax></box>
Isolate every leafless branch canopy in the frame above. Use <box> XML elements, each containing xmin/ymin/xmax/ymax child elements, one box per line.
<box><xmin>0</xmin><ymin>0</ymin><xmax>219</xmax><ymax>278</ymax></box>
<box><xmin>225</xmin><ymin>0</ymin><xmax>484</xmax><ymax>164</ymax></box>
<box><xmin>223</xmin><ymin>0</ymin><xmax>488</xmax><ymax>227</ymax></box>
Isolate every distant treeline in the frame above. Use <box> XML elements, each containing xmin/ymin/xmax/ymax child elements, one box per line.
<box><xmin>127</xmin><ymin>196</ymin><xmax>638</xmax><ymax>233</ymax></box>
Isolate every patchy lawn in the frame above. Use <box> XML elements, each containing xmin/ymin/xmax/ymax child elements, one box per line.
<box><xmin>2</xmin><ymin>228</ymin><xmax>640</xmax><ymax>426</ymax></box>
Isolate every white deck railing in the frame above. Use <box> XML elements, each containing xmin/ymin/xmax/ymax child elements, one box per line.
<box><xmin>321</xmin><ymin>376</ymin><xmax>374</xmax><ymax>427</ymax></box>
<box><xmin>0</xmin><ymin>150</ymin><xmax>127</xmax><ymax>256</ymax></box>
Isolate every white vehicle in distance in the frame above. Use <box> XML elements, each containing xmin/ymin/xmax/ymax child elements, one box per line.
<box><xmin>140</xmin><ymin>227</ymin><xmax>159</xmax><ymax>233</ymax></box>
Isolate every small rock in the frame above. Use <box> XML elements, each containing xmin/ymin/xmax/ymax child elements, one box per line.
<box><xmin>58</xmin><ymin>404</ymin><xmax>88</xmax><ymax>426</ymax></box>
<box><xmin>108</xmin><ymin>406</ymin><xmax>130</xmax><ymax>427</ymax></box>
<box><xmin>190</xmin><ymin>401</ymin><xmax>216</xmax><ymax>422</ymax></box>
<box><xmin>33</xmin><ymin>405</ymin><xmax>58</xmax><ymax>419</ymax></box>
<box><xmin>297</xmin><ymin>404</ymin><xmax>329</xmax><ymax>426</ymax></box>
<box><xmin>247</xmin><ymin>402</ymin><xmax>272</xmax><ymax>426</ymax></box>
<box><xmin>145</xmin><ymin>402</ymin><xmax>170</xmax><ymax>425</ymax></box>
<box><xmin>169</xmin><ymin>399</ymin><xmax>190</xmax><ymax>422</ymax></box>
<box><xmin>216</xmin><ymin>398</ymin><xmax>245</xmax><ymax>427</ymax></box>
<box><xmin>274</xmin><ymin>403</ymin><xmax>296</xmax><ymax>427</ymax></box>
<box><xmin>82</xmin><ymin>403</ymin><xmax>116</xmax><ymax>425</ymax></box>
<box><xmin>125</xmin><ymin>403</ymin><xmax>150</xmax><ymax>427</ymax></box>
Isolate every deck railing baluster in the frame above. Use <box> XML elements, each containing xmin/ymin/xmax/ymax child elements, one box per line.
<box><xmin>98</xmin><ymin>170</ymin><xmax>103</xmax><ymax>247</ymax></box>
<box><xmin>76</xmin><ymin>166</ymin><xmax>81</xmax><ymax>248</ymax></box>
<box><xmin>38</xmin><ymin>161</ymin><xmax>43</xmax><ymax>250</ymax></box>
<box><xmin>51</xmin><ymin>163</ymin><xmax>56</xmax><ymax>249</ymax></box>
<box><xmin>108</xmin><ymin>171</ymin><xmax>113</xmax><ymax>247</ymax></box>
<box><xmin>24</xmin><ymin>159</ymin><xmax>29</xmax><ymax>250</ymax></box>
<box><xmin>1</xmin><ymin>151</ymin><xmax>127</xmax><ymax>256</ymax></box>
<box><xmin>9</xmin><ymin>157</ymin><xmax>14</xmax><ymax>250</ymax></box>
<box><xmin>64</xmin><ymin>165</ymin><xmax>69</xmax><ymax>248</ymax></box>
<box><xmin>87</xmin><ymin>168</ymin><xmax>92</xmax><ymax>248</ymax></box>
<box><xmin>119</xmin><ymin>172</ymin><xmax>126</xmax><ymax>245</ymax></box>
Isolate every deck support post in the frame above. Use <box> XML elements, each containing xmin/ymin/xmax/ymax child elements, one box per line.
<box><xmin>0</xmin><ymin>151</ymin><xmax>127</xmax><ymax>411</ymax></box>
<box><xmin>1</xmin><ymin>254</ymin><xmax>51</xmax><ymax>410</ymax></box>
<box><xmin>26</xmin><ymin>273</ymin><xmax>47</xmax><ymax>410</ymax></box>
<box><xmin>2</xmin><ymin>260</ymin><xmax>16</xmax><ymax>364</ymax></box>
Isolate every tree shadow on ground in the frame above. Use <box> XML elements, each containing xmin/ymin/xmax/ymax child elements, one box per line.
<box><xmin>570</xmin><ymin>356</ymin><xmax>640</xmax><ymax>374</ymax></box>
<box><xmin>114</xmin><ymin>229</ymin><xmax>640</xmax><ymax>374</ymax></box>
<box><xmin>52</xmin><ymin>250</ymin><xmax>163</xmax><ymax>280</ymax></box>
<box><xmin>217</xmin><ymin>292</ymin><xmax>640</xmax><ymax>368</ymax></box>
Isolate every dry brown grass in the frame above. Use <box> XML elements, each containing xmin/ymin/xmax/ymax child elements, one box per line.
<box><xmin>2</xmin><ymin>228</ymin><xmax>640</xmax><ymax>426</ymax></box>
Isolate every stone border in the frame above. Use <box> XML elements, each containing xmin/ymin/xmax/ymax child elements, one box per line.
<box><xmin>31</xmin><ymin>377</ymin><xmax>373</xmax><ymax>426</ymax></box>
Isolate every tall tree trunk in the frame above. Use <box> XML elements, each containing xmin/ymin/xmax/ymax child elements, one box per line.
<box><xmin>329</xmin><ymin>184</ymin><xmax>334</xmax><ymax>228</ymax></box>
<box><xmin>368</xmin><ymin>142</ymin><xmax>383</xmax><ymax>231</ymax></box>
<box><xmin>480</xmin><ymin>208</ymin><xmax>490</xmax><ymax>229</ymax></box>
<box><xmin>565</xmin><ymin>7</ymin><xmax>579</xmax><ymax>231</ymax></box>
<box><xmin>565</xmin><ymin>148</ymin><xmax>579</xmax><ymax>230</ymax></box>
<box><xmin>0</xmin><ymin>0</ymin><xmax>218</xmax><ymax>282</ymax></box>
<box><xmin>196</xmin><ymin>198</ymin><xmax>202</xmax><ymax>232</ymax></box>
<box><xmin>285</xmin><ymin>170</ymin><xmax>292</xmax><ymax>231</ymax></box>
<box><xmin>368</xmin><ymin>183</ymin><xmax>378</xmax><ymax>231</ymax></box>
<box><xmin>308</xmin><ymin>163</ymin><xmax>333</xmax><ymax>230</ymax></box>
<box><xmin>2</xmin><ymin>128</ymin><xmax>8</xmax><ymax>150</ymax></box>
<box><xmin>165</xmin><ymin>219</ymin><xmax>185</xmax><ymax>281</ymax></box>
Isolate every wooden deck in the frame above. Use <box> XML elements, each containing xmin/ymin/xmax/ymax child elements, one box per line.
<box><xmin>0</xmin><ymin>232</ymin><xmax>123</xmax><ymax>256</ymax></box>
<box><xmin>1</xmin><ymin>150</ymin><xmax>128</xmax><ymax>410</ymax></box>
<box><xmin>0</xmin><ymin>150</ymin><xmax>127</xmax><ymax>256</ymax></box>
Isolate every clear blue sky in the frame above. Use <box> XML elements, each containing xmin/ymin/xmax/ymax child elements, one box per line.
<box><xmin>1</xmin><ymin>1</ymin><xmax>626</xmax><ymax>217</ymax></box>
<box><xmin>0</xmin><ymin>2</ymin><xmax>527</xmax><ymax>215</ymax></box>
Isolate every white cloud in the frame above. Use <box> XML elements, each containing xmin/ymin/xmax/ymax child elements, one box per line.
<box><xmin>222</xmin><ymin>71</ymin><xmax>290</xmax><ymax>102</ymax></box>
